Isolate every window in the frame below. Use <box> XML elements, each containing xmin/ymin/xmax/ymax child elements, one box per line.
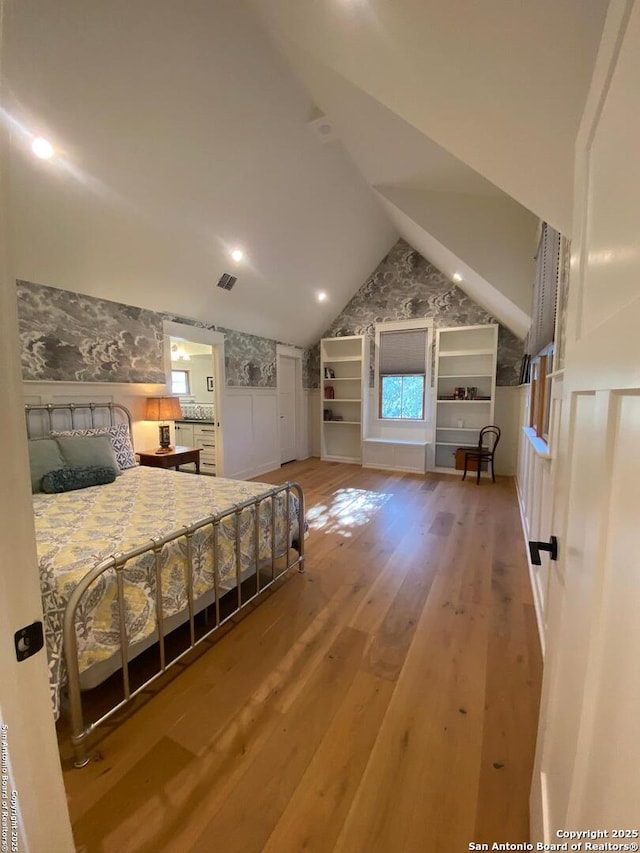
<box><xmin>529</xmin><ymin>348</ymin><xmax>553</xmax><ymax>442</ymax></box>
<box><xmin>171</xmin><ymin>369</ymin><xmax>190</xmax><ymax>395</ymax></box>
<box><xmin>380</xmin><ymin>375</ymin><xmax>424</xmax><ymax>419</ymax></box>
<box><xmin>376</xmin><ymin>324</ymin><xmax>430</xmax><ymax>421</ymax></box>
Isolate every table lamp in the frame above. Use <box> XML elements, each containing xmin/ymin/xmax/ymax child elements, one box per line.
<box><xmin>145</xmin><ymin>396</ymin><xmax>183</xmax><ymax>453</ymax></box>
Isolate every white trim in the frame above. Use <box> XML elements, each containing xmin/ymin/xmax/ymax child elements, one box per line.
<box><xmin>276</xmin><ymin>343</ymin><xmax>303</xmax><ymax>359</ymax></box>
<box><xmin>515</xmin><ymin>473</ymin><xmax>546</xmax><ymax>656</ymax></box>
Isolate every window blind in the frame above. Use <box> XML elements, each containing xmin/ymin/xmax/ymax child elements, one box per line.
<box><xmin>379</xmin><ymin>329</ymin><xmax>427</xmax><ymax>375</ymax></box>
<box><xmin>528</xmin><ymin>223</ymin><xmax>561</xmax><ymax>355</ymax></box>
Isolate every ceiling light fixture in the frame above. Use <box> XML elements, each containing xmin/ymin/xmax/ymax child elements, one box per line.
<box><xmin>317</xmin><ymin>291</ymin><xmax>328</xmax><ymax>302</ymax></box>
<box><xmin>230</xmin><ymin>248</ymin><xmax>244</xmax><ymax>263</ymax></box>
<box><xmin>31</xmin><ymin>137</ymin><xmax>54</xmax><ymax>160</ymax></box>
<box><xmin>452</xmin><ymin>273</ymin><xmax>463</xmax><ymax>283</ymax></box>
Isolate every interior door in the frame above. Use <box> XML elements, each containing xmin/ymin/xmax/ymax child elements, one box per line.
<box><xmin>278</xmin><ymin>355</ymin><xmax>297</xmax><ymax>464</ymax></box>
<box><xmin>531</xmin><ymin>0</ymin><xmax>640</xmax><ymax>837</ymax></box>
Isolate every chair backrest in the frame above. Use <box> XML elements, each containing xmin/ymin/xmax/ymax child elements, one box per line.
<box><xmin>479</xmin><ymin>425</ymin><xmax>501</xmax><ymax>453</ymax></box>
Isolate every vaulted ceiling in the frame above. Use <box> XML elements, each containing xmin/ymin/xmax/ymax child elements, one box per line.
<box><xmin>4</xmin><ymin>0</ymin><xmax>608</xmax><ymax>346</ymax></box>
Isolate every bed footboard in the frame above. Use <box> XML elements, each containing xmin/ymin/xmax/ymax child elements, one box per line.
<box><xmin>63</xmin><ymin>481</ymin><xmax>305</xmax><ymax>768</ymax></box>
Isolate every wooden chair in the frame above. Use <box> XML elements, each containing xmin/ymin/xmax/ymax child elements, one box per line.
<box><xmin>462</xmin><ymin>425</ymin><xmax>501</xmax><ymax>485</ymax></box>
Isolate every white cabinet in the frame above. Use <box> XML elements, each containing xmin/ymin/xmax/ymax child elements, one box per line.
<box><xmin>174</xmin><ymin>421</ymin><xmax>194</xmax><ymax>446</ymax></box>
<box><xmin>320</xmin><ymin>335</ymin><xmax>367</xmax><ymax>463</ymax></box>
<box><xmin>174</xmin><ymin>421</ymin><xmax>217</xmax><ymax>476</ymax></box>
<box><xmin>432</xmin><ymin>324</ymin><xmax>498</xmax><ymax>473</ymax></box>
<box><xmin>194</xmin><ymin>423</ymin><xmax>217</xmax><ymax>476</ymax></box>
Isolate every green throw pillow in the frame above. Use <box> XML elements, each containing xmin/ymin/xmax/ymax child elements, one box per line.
<box><xmin>28</xmin><ymin>439</ymin><xmax>66</xmax><ymax>493</ymax></box>
<box><xmin>55</xmin><ymin>434</ymin><xmax>120</xmax><ymax>476</ymax></box>
<box><xmin>41</xmin><ymin>465</ymin><xmax>117</xmax><ymax>494</ymax></box>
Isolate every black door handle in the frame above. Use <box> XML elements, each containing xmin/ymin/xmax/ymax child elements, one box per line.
<box><xmin>529</xmin><ymin>536</ymin><xmax>558</xmax><ymax>566</ymax></box>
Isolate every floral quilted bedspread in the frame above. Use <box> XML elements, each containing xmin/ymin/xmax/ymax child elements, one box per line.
<box><xmin>32</xmin><ymin>467</ymin><xmax>300</xmax><ymax>718</ymax></box>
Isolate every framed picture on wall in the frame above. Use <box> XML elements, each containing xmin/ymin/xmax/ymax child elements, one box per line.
<box><xmin>206</xmin><ymin>376</ymin><xmax>214</xmax><ymax>392</ymax></box>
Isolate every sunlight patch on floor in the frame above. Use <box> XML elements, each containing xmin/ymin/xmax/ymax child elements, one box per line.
<box><xmin>306</xmin><ymin>488</ymin><xmax>391</xmax><ymax>537</ymax></box>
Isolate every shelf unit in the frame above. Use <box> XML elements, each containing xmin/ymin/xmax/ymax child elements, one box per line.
<box><xmin>320</xmin><ymin>335</ymin><xmax>366</xmax><ymax>463</ymax></box>
<box><xmin>431</xmin><ymin>324</ymin><xmax>498</xmax><ymax>473</ymax></box>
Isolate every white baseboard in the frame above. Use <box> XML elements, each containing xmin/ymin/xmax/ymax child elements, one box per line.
<box><xmin>227</xmin><ymin>459</ymin><xmax>280</xmax><ymax>481</ymax></box>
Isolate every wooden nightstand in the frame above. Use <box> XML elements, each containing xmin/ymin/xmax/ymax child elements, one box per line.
<box><xmin>137</xmin><ymin>446</ymin><xmax>201</xmax><ymax>474</ymax></box>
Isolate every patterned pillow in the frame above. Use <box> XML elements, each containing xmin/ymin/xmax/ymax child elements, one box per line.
<box><xmin>41</xmin><ymin>465</ymin><xmax>117</xmax><ymax>494</ymax></box>
<box><xmin>51</xmin><ymin>424</ymin><xmax>136</xmax><ymax>471</ymax></box>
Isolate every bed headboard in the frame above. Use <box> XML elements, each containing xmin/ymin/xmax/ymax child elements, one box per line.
<box><xmin>25</xmin><ymin>402</ymin><xmax>133</xmax><ymax>439</ymax></box>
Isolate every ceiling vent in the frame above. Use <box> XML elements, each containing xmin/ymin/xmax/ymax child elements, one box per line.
<box><xmin>307</xmin><ymin>115</ymin><xmax>336</xmax><ymax>144</ymax></box>
<box><xmin>217</xmin><ymin>273</ymin><xmax>237</xmax><ymax>291</ymax></box>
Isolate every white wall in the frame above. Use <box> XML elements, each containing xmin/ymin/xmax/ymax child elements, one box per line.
<box><xmin>222</xmin><ymin>388</ymin><xmax>279</xmax><ymax>480</ymax></box>
<box><xmin>253</xmin><ymin>0</ymin><xmax>608</xmax><ymax>235</ymax></box>
<box><xmin>179</xmin><ymin>353</ymin><xmax>215</xmax><ymax>403</ymax></box>
<box><xmin>494</xmin><ymin>386</ymin><xmax>521</xmax><ymax>476</ymax></box>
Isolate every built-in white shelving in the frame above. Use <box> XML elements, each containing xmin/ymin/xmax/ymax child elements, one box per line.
<box><xmin>320</xmin><ymin>335</ymin><xmax>367</xmax><ymax>463</ymax></box>
<box><xmin>431</xmin><ymin>324</ymin><xmax>498</xmax><ymax>474</ymax></box>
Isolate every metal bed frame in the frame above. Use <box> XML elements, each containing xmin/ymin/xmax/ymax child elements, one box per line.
<box><xmin>26</xmin><ymin>402</ymin><xmax>305</xmax><ymax>768</ymax></box>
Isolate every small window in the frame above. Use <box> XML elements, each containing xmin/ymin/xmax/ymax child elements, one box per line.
<box><xmin>529</xmin><ymin>349</ymin><xmax>553</xmax><ymax>442</ymax></box>
<box><xmin>381</xmin><ymin>375</ymin><xmax>425</xmax><ymax>419</ymax></box>
<box><xmin>171</xmin><ymin>369</ymin><xmax>190</xmax><ymax>395</ymax></box>
<box><xmin>377</xmin><ymin>326</ymin><xmax>428</xmax><ymax>421</ymax></box>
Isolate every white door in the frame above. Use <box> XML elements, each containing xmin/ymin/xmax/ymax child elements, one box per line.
<box><xmin>0</xmin><ymin>162</ymin><xmax>75</xmax><ymax>846</ymax></box>
<box><xmin>278</xmin><ymin>355</ymin><xmax>297</xmax><ymax>464</ymax></box>
<box><xmin>531</xmin><ymin>0</ymin><xmax>640</xmax><ymax>838</ymax></box>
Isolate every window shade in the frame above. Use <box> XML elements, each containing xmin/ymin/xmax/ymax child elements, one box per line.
<box><xmin>379</xmin><ymin>329</ymin><xmax>427</xmax><ymax>375</ymax></box>
<box><xmin>528</xmin><ymin>223</ymin><xmax>561</xmax><ymax>355</ymax></box>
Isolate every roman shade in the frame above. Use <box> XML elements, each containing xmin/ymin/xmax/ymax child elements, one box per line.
<box><xmin>528</xmin><ymin>223</ymin><xmax>561</xmax><ymax>355</ymax></box>
<box><xmin>379</xmin><ymin>329</ymin><xmax>428</xmax><ymax>375</ymax></box>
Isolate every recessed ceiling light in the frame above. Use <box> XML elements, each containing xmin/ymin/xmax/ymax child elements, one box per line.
<box><xmin>317</xmin><ymin>291</ymin><xmax>328</xmax><ymax>302</ymax></box>
<box><xmin>31</xmin><ymin>137</ymin><xmax>54</xmax><ymax>160</ymax></box>
<box><xmin>230</xmin><ymin>248</ymin><xmax>244</xmax><ymax>263</ymax></box>
<box><xmin>452</xmin><ymin>273</ymin><xmax>463</xmax><ymax>282</ymax></box>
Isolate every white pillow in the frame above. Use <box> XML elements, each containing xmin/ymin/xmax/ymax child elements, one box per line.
<box><xmin>51</xmin><ymin>424</ymin><xmax>136</xmax><ymax>471</ymax></box>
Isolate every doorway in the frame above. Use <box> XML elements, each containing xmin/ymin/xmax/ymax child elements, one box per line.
<box><xmin>163</xmin><ymin>321</ymin><xmax>225</xmax><ymax>476</ymax></box>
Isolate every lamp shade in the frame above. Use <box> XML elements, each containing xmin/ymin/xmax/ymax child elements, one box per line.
<box><xmin>145</xmin><ymin>396</ymin><xmax>182</xmax><ymax>422</ymax></box>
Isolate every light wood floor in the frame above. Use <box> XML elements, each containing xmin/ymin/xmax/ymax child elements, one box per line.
<box><xmin>61</xmin><ymin>460</ymin><xmax>542</xmax><ymax>853</ymax></box>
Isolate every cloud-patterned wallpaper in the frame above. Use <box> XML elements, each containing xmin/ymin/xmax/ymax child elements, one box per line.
<box><xmin>17</xmin><ymin>282</ymin><xmax>278</xmax><ymax>388</ymax></box>
<box><xmin>18</xmin><ymin>281</ymin><xmax>165</xmax><ymax>383</ymax></box>
<box><xmin>304</xmin><ymin>240</ymin><xmax>525</xmax><ymax>388</ymax></box>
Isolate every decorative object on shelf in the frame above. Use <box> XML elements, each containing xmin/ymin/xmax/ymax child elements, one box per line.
<box><xmin>145</xmin><ymin>396</ymin><xmax>183</xmax><ymax>453</ymax></box>
<box><xmin>332</xmin><ymin>414</ymin><xmax>344</xmax><ymax>421</ymax></box>
<box><xmin>323</xmin><ymin>409</ymin><xmax>333</xmax><ymax>421</ymax></box>
<box><xmin>206</xmin><ymin>376</ymin><xmax>214</xmax><ymax>392</ymax></box>
<box><xmin>465</xmin><ymin>386</ymin><xmax>478</xmax><ymax>400</ymax></box>
<box><xmin>324</xmin><ymin>385</ymin><xmax>335</xmax><ymax>399</ymax></box>
<box><xmin>454</xmin><ymin>386</ymin><xmax>466</xmax><ymax>400</ymax></box>
<box><xmin>324</xmin><ymin>367</ymin><xmax>335</xmax><ymax>379</ymax></box>
<box><xmin>457</xmin><ymin>418</ymin><xmax>465</xmax><ymax>428</ymax></box>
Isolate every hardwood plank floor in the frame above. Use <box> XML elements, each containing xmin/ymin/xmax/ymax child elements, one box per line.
<box><xmin>61</xmin><ymin>460</ymin><xmax>542</xmax><ymax>853</ymax></box>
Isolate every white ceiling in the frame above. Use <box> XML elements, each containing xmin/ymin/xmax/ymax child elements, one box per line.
<box><xmin>5</xmin><ymin>0</ymin><xmax>608</xmax><ymax>346</ymax></box>
<box><xmin>5</xmin><ymin>0</ymin><xmax>396</xmax><ymax>348</ymax></box>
